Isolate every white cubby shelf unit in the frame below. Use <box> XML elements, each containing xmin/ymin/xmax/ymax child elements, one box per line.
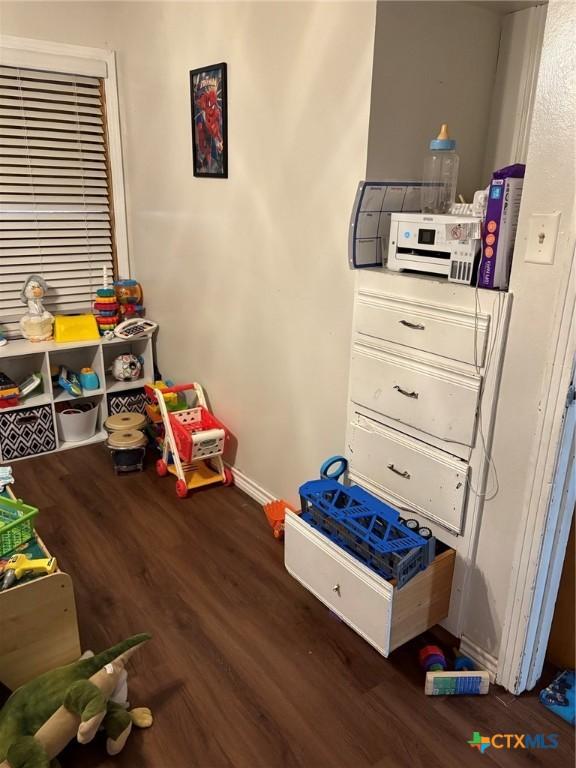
<box><xmin>0</xmin><ymin>334</ymin><xmax>154</xmax><ymax>461</ymax></box>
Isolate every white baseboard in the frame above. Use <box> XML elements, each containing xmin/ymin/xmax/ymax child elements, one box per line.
<box><xmin>230</xmin><ymin>466</ymin><xmax>276</xmax><ymax>506</ymax></box>
<box><xmin>460</xmin><ymin>635</ymin><xmax>499</xmax><ymax>682</ymax></box>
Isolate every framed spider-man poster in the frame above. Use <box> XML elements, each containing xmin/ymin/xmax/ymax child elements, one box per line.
<box><xmin>190</xmin><ymin>62</ymin><xmax>228</xmax><ymax>178</ymax></box>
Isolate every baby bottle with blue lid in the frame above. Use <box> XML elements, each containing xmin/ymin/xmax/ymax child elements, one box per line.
<box><xmin>421</xmin><ymin>123</ymin><xmax>460</xmax><ymax>214</ymax></box>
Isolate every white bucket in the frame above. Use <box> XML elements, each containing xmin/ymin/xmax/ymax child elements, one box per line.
<box><xmin>56</xmin><ymin>402</ymin><xmax>99</xmax><ymax>443</ymax></box>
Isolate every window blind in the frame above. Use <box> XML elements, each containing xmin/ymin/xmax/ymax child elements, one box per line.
<box><xmin>0</xmin><ymin>65</ymin><xmax>114</xmax><ymax>338</ymax></box>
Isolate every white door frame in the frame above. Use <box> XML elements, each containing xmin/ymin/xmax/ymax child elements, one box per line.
<box><xmin>527</xmin><ymin>377</ymin><xmax>575</xmax><ymax>690</ymax></box>
<box><xmin>497</xmin><ymin>248</ymin><xmax>576</xmax><ymax>693</ymax></box>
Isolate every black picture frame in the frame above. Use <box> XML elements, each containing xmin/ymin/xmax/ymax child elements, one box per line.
<box><xmin>190</xmin><ymin>62</ymin><xmax>228</xmax><ymax>178</ymax></box>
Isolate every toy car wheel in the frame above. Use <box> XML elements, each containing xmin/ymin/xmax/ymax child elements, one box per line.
<box><xmin>273</xmin><ymin>525</ymin><xmax>284</xmax><ymax>540</ymax></box>
<box><xmin>156</xmin><ymin>459</ymin><xmax>168</xmax><ymax>477</ymax></box>
<box><xmin>175</xmin><ymin>479</ymin><xmax>189</xmax><ymax>498</ymax></box>
<box><xmin>223</xmin><ymin>467</ymin><xmax>234</xmax><ymax>486</ymax></box>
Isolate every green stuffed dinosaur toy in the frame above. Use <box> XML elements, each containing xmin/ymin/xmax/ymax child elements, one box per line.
<box><xmin>0</xmin><ymin>633</ymin><xmax>153</xmax><ymax>768</ymax></box>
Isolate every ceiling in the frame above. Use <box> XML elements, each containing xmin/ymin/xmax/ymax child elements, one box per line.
<box><xmin>469</xmin><ymin>0</ymin><xmax>547</xmax><ymax>15</ymax></box>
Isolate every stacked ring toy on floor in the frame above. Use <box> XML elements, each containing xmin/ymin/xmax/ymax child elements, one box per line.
<box><xmin>419</xmin><ymin>645</ymin><xmax>447</xmax><ymax>672</ymax></box>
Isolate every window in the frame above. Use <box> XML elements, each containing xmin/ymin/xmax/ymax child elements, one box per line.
<box><xmin>0</xmin><ymin>37</ymin><xmax>128</xmax><ymax>338</ymax></box>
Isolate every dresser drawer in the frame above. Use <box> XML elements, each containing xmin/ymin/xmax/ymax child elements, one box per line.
<box><xmin>350</xmin><ymin>343</ymin><xmax>481</xmax><ymax>447</ymax></box>
<box><xmin>355</xmin><ymin>292</ymin><xmax>489</xmax><ymax>366</ymax></box>
<box><xmin>285</xmin><ymin>510</ymin><xmax>393</xmax><ymax>654</ymax></box>
<box><xmin>349</xmin><ymin>414</ymin><xmax>468</xmax><ymax>534</ymax></box>
<box><xmin>285</xmin><ymin>512</ymin><xmax>455</xmax><ymax>656</ymax></box>
<box><xmin>0</xmin><ymin>405</ymin><xmax>56</xmax><ymax>461</ymax></box>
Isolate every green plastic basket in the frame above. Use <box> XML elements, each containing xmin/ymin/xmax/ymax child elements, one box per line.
<box><xmin>0</xmin><ymin>496</ymin><xmax>39</xmax><ymax>557</ymax></box>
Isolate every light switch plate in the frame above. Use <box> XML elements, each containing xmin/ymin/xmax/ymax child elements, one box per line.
<box><xmin>524</xmin><ymin>212</ymin><xmax>561</xmax><ymax>265</ymax></box>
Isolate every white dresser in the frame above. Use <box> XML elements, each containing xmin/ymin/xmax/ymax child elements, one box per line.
<box><xmin>286</xmin><ymin>268</ymin><xmax>511</xmax><ymax>656</ymax></box>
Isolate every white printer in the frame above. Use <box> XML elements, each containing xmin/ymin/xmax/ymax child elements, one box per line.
<box><xmin>387</xmin><ymin>213</ymin><xmax>482</xmax><ymax>284</ymax></box>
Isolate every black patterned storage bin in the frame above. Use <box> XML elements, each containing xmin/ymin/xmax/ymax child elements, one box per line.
<box><xmin>0</xmin><ymin>404</ymin><xmax>57</xmax><ymax>460</ymax></box>
<box><xmin>106</xmin><ymin>388</ymin><xmax>147</xmax><ymax>416</ymax></box>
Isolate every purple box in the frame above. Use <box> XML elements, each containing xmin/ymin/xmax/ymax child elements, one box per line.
<box><xmin>478</xmin><ymin>164</ymin><xmax>525</xmax><ymax>290</ymax></box>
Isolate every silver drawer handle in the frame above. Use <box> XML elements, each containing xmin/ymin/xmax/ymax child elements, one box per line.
<box><xmin>332</xmin><ymin>584</ymin><xmax>341</xmax><ymax>595</ymax></box>
<box><xmin>399</xmin><ymin>320</ymin><xmax>425</xmax><ymax>330</ymax></box>
<box><xmin>387</xmin><ymin>464</ymin><xmax>411</xmax><ymax>479</ymax></box>
<box><xmin>393</xmin><ymin>385</ymin><xmax>419</xmax><ymax>399</ymax></box>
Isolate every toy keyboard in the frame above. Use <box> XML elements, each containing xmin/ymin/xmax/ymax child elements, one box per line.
<box><xmin>425</xmin><ymin>671</ymin><xmax>490</xmax><ymax>696</ymax></box>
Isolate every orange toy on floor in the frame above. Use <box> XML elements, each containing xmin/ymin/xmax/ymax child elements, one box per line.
<box><xmin>263</xmin><ymin>500</ymin><xmax>298</xmax><ymax>540</ymax></box>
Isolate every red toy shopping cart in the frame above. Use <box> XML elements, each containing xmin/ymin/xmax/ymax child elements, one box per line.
<box><xmin>149</xmin><ymin>382</ymin><xmax>233</xmax><ymax>498</ymax></box>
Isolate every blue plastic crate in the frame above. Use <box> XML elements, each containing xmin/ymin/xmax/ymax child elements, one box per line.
<box><xmin>299</xmin><ymin>479</ymin><xmax>435</xmax><ymax>587</ymax></box>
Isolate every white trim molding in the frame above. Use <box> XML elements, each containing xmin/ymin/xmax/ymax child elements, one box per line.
<box><xmin>460</xmin><ymin>636</ymin><xmax>499</xmax><ymax>682</ymax></box>
<box><xmin>498</xmin><ymin>250</ymin><xmax>576</xmax><ymax>694</ymax></box>
<box><xmin>0</xmin><ymin>34</ymin><xmax>130</xmax><ymax>278</ymax></box>
<box><xmin>527</xmin><ymin>395</ymin><xmax>575</xmax><ymax>690</ymax></box>
<box><xmin>513</xmin><ymin>4</ymin><xmax>547</xmax><ymax>164</ymax></box>
<box><xmin>230</xmin><ymin>467</ymin><xmax>276</xmax><ymax>507</ymax></box>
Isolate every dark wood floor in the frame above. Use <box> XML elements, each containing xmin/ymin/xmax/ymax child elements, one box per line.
<box><xmin>6</xmin><ymin>445</ymin><xmax>574</xmax><ymax>767</ymax></box>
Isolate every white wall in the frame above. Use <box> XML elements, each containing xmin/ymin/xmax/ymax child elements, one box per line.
<box><xmin>482</xmin><ymin>5</ymin><xmax>547</xmax><ymax>177</ymax></box>
<box><xmin>367</xmin><ymin>1</ymin><xmax>502</xmax><ymax>198</ymax></box>
<box><xmin>0</xmin><ymin>1</ymin><xmax>377</xmax><ymax>504</ymax></box>
<box><xmin>0</xmin><ymin>2</ymin><xmax>116</xmax><ymax>49</ymax></box>
<box><xmin>464</xmin><ymin>0</ymin><xmax>576</xmax><ymax>661</ymax></box>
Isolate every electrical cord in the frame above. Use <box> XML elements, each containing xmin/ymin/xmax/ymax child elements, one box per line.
<box><xmin>465</xmin><ymin>268</ymin><xmax>507</xmax><ymax>500</ymax></box>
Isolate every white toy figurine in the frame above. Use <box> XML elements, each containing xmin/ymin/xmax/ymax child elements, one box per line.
<box><xmin>0</xmin><ymin>466</ymin><xmax>14</xmax><ymax>492</ymax></box>
<box><xmin>19</xmin><ymin>275</ymin><xmax>54</xmax><ymax>342</ymax></box>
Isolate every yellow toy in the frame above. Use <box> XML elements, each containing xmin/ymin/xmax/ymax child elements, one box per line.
<box><xmin>144</xmin><ymin>382</ymin><xmax>185</xmax><ymax>425</ymax></box>
<box><xmin>54</xmin><ymin>314</ymin><xmax>99</xmax><ymax>343</ymax></box>
<box><xmin>0</xmin><ymin>554</ymin><xmax>57</xmax><ymax>591</ymax></box>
